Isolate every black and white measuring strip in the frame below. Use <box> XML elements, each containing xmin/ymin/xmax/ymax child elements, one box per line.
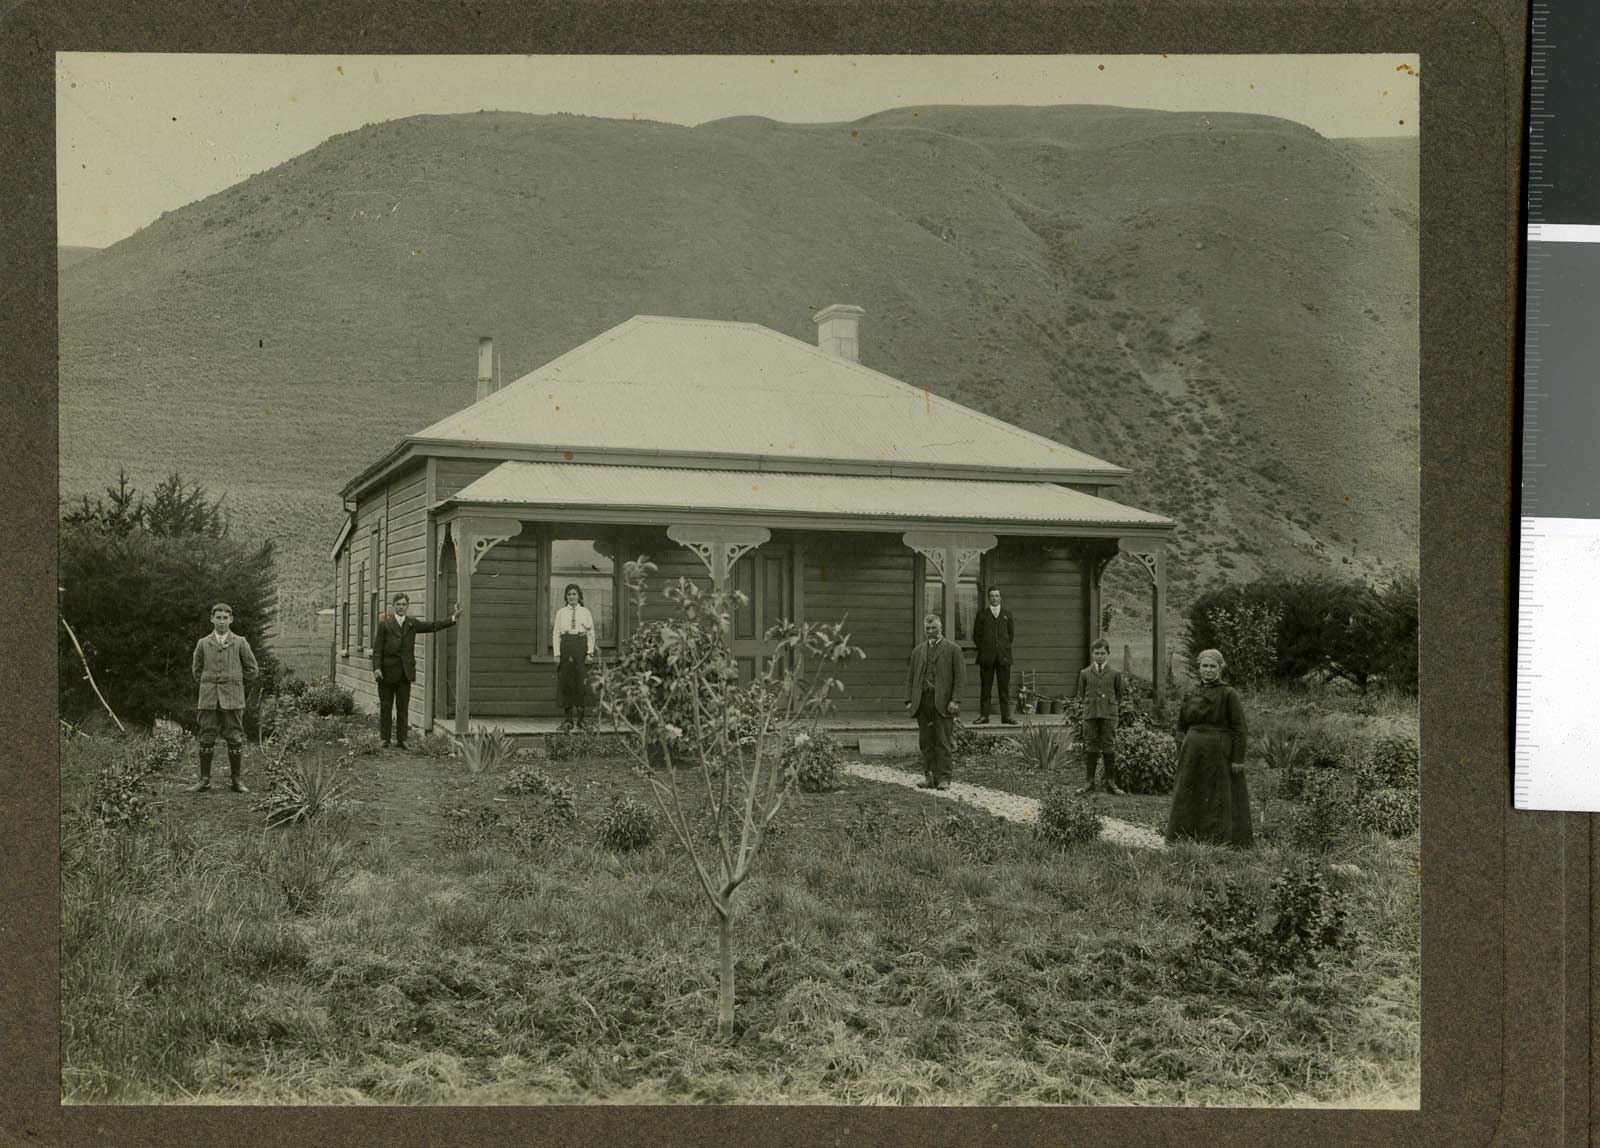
<box><xmin>1514</xmin><ymin>0</ymin><xmax>1600</xmax><ymax>811</ymax></box>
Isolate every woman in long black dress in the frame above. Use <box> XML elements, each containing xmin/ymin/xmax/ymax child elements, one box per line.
<box><xmin>1165</xmin><ymin>648</ymin><xmax>1253</xmax><ymax>848</ymax></box>
<box><xmin>551</xmin><ymin>582</ymin><xmax>596</xmax><ymax>730</ymax></box>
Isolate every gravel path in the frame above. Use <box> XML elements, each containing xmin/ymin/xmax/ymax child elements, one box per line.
<box><xmin>843</xmin><ymin>761</ymin><xmax>1167</xmax><ymax>851</ymax></box>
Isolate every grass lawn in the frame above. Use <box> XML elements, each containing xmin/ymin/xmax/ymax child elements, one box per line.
<box><xmin>60</xmin><ymin>716</ymin><xmax>1420</xmax><ymax>1106</ymax></box>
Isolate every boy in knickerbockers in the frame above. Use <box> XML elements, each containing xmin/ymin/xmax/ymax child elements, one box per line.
<box><xmin>189</xmin><ymin>602</ymin><xmax>260</xmax><ymax>793</ymax></box>
<box><xmin>1075</xmin><ymin>637</ymin><xmax>1126</xmax><ymax>796</ymax></box>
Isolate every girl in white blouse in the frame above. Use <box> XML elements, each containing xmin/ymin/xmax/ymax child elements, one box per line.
<box><xmin>552</xmin><ymin>583</ymin><xmax>596</xmax><ymax>729</ymax></box>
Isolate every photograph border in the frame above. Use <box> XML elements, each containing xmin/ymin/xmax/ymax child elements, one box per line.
<box><xmin>3</xmin><ymin>1</ymin><xmax>1566</xmax><ymax>1145</ymax></box>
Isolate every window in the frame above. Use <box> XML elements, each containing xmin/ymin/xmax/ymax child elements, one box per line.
<box><xmin>357</xmin><ymin>562</ymin><xmax>367</xmax><ymax>651</ymax></box>
<box><xmin>369</xmin><ymin>521</ymin><xmax>382</xmax><ymax>632</ymax></box>
<box><xmin>340</xmin><ymin>552</ymin><xmax>351</xmax><ymax>653</ymax></box>
<box><xmin>924</xmin><ymin>567</ymin><xmax>980</xmax><ymax>643</ymax></box>
<box><xmin>549</xmin><ymin>531</ymin><xmax>617</xmax><ymax>650</ymax></box>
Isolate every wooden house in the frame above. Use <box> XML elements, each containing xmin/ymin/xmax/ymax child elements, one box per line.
<box><xmin>332</xmin><ymin>306</ymin><xmax>1176</xmax><ymax>737</ymax></box>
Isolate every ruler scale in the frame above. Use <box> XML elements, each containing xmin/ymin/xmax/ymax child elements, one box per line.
<box><xmin>1514</xmin><ymin>0</ymin><xmax>1600</xmax><ymax>811</ymax></box>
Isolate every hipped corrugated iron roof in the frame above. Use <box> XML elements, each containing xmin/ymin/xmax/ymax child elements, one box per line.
<box><xmin>413</xmin><ymin>316</ymin><xmax>1126</xmax><ymax>477</ymax></box>
<box><xmin>447</xmin><ymin>461</ymin><xmax>1174</xmax><ymax>529</ymax></box>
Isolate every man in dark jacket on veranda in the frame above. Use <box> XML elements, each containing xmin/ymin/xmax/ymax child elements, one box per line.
<box><xmin>372</xmin><ymin>592</ymin><xmax>460</xmax><ymax>750</ymax></box>
<box><xmin>971</xmin><ymin>586</ymin><xmax>1018</xmax><ymax>725</ymax></box>
<box><xmin>905</xmin><ymin>612</ymin><xmax>966</xmax><ymax>790</ymax></box>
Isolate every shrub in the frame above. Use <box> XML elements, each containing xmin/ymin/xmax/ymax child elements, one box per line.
<box><xmin>1200</xmin><ymin>601</ymin><xmax>1282</xmax><ymax>688</ymax></box>
<box><xmin>501</xmin><ymin>765</ymin><xmax>578</xmax><ymax>826</ymax></box>
<box><xmin>596</xmin><ymin>795</ymin><xmax>659</xmax><ymax>852</ymax></box>
<box><xmin>1033</xmin><ymin>787</ymin><xmax>1103</xmax><ymax>852</ymax></box>
<box><xmin>1276</xmin><ymin>767</ymin><xmax>1310</xmax><ymax>802</ymax></box>
<box><xmin>600</xmin><ymin>615</ymin><xmax>732</xmax><ymax>767</ymax></box>
<box><xmin>1115</xmin><ymin>723</ymin><xmax>1179</xmax><ymax>795</ymax></box>
<box><xmin>782</xmin><ymin>727</ymin><xmax>843</xmax><ymax>793</ymax></box>
<box><xmin>1354</xmin><ymin>787</ymin><xmax>1420</xmax><ymax>837</ymax></box>
<box><xmin>270</xmin><ymin>712</ymin><xmax>349</xmax><ymax>752</ymax></box>
<box><xmin>1190</xmin><ymin>862</ymin><xmax>1353</xmax><ymax>975</ymax></box>
<box><xmin>59</xmin><ymin>488</ymin><xmax>278</xmax><ymax>730</ymax></box>
<box><xmin>544</xmin><ymin>726</ymin><xmax>609</xmax><ymax>763</ymax></box>
<box><xmin>1017</xmin><ymin>722</ymin><xmax>1067</xmax><ymax>771</ymax></box>
<box><xmin>86</xmin><ymin>752</ymin><xmax>161</xmax><ymax>831</ymax></box>
<box><xmin>1373</xmin><ymin>573</ymin><xmax>1419</xmax><ymax>693</ymax></box>
<box><xmin>346</xmin><ymin>730</ymin><xmax>384</xmax><ymax>758</ymax></box>
<box><xmin>1300</xmin><ymin>728</ymin><xmax>1350</xmax><ymax>771</ymax></box>
<box><xmin>299</xmin><ymin>679</ymin><xmax>355</xmax><ymax>717</ymax></box>
<box><xmin>138</xmin><ymin>728</ymin><xmax>190</xmax><ymax>774</ymax></box>
<box><xmin>952</xmin><ymin>720</ymin><xmax>982</xmax><ymax>757</ymax></box>
<box><xmin>1185</xmin><ymin>574</ymin><xmax>1417</xmax><ymax>692</ymax></box>
<box><xmin>1356</xmin><ymin>734</ymin><xmax>1420</xmax><ymax>793</ymax></box>
<box><xmin>1285</xmin><ymin>771</ymin><xmax>1355</xmax><ymax>853</ymax></box>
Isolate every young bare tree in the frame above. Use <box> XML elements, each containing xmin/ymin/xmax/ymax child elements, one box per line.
<box><xmin>593</xmin><ymin>557</ymin><xmax>863</xmax><ymax>1039</ymax></box>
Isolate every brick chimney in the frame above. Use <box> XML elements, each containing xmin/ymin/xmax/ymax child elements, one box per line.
<box><xmin>813</xmin><ymin>304</ymin><xmax>865</xmax><ymax>363</ymax></box>
<box><xmin>476</xmin><ymin>336</ymin><xmax>494</xmax><ymax>402</ymax></box>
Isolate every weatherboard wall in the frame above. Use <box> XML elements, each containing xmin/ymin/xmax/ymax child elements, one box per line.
<box><xmin>988</xmin><ymin>538</ymin><xmax>1089</xmax><ymax>704</ymax></box>
<box><xmin>332</xmin><ymin>461</ymin><xmax>439</xmax><ymax>735</ymax></box>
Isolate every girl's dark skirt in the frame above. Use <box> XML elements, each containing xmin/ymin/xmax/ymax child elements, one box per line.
<box><xmin>557</xmin><ymin>633</ymin><xmax>589</xmax><ymax>710</ymax></box>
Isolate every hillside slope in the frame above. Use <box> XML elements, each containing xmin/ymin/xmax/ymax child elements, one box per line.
<box><xmin>60</xmin><ymin>107</ymin><xmax>1418</xmax><ymax>628</ymax></box>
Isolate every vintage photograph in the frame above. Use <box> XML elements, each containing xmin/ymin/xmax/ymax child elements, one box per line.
<box><xmin>56</xmin><ymin>52</ymin><xmax>1420</xmax><ymax>1105</ymax></box>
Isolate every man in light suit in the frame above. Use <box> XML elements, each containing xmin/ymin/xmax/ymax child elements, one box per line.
<box><xmin>372</xmin><ymin>592</ymin><xmax>460</xmax><ymax>750</ymax></box>
<box><xmin>971</xmin><ymin>586</ymin><xmax>1018</xmax><ymax>725</ymax></box>
<box><xmin>905</xmin><ymin>612</ymin><xmax>966</xmax><ymax>790</ymax></box>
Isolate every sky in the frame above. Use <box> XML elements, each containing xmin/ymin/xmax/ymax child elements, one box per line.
<box><xmin>57</xmin><ymin>53</ymin><xmax>1420</xmax><ymax>249</ymax></box>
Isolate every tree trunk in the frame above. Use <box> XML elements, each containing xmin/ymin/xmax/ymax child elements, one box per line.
<box><xmin>717</xmin><ymin>905</ymin><xmax>735</xmax><ymax>1040</ymax></box>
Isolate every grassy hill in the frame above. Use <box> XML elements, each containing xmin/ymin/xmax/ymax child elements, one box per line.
<box><xmin>58</xmin><ymin>246</ymin><xmax>102</xmax><ymax>271</ymax></box>
<box><xmin>59</xmin><ymin>107</ymin><xmax>1418</xmax><ymax>632</ymax></box>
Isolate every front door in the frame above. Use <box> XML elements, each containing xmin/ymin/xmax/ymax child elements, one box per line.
<box><xmin>729</xmin><ymin>546</ymin><xmax>793</xmax><ymax>683</ymax></box>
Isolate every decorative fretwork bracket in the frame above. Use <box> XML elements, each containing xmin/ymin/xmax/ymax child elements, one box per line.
<box><xmin>666</xmin><ymin>524</ymin><xmax>772</xmax><ymax>590</ymax></box>
<box><xmin>903</xmin><ymin>531</ymin><xmax>997</xmax><ymax>631</ymax></box>
<box><xmin>903</xmin><ymin>532</ymin><xmax>997</xmax><ymax>581</ymax></box>
<box><xmin>449</xmin><ymin>517</ymin><xmax>525</xmax><ymax>575</ymax></box>
<box><xmin>1120</xmin><ymin>545</ymin><xmax>1163</xmax><ymax>585</ymax></box>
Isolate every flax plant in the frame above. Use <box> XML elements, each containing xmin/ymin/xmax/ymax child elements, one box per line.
<box><xmin>594</xmin><ymin>557</ymin><xmax>863</xmax><ymax>1039</ymax></box>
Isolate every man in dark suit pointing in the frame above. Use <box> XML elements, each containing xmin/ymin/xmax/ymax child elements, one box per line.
<box><xmin>971</xmin><ymin>586</ymin><xmax>1018</xmax><ymax>725</ymax></box>
<box><xmin>372</xmin><ymin>592</ymin><xmax>460</xmax><ymax>750</ymax></box>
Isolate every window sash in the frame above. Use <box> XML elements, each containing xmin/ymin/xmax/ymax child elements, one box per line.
<box><xmin>919</xmin><ymin>552</ymin><xmax>987</xmax><ymax>646</ymax></box>
<box><xmin>545</xmin><ymin>530</ymin><xmax>620</xmax><ymax>652</ymax></box>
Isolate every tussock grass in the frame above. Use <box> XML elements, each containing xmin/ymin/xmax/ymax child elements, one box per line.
<box><xmin>61</xmin><ymin>725</ymin><xmax>1419</xmax><ymax>1106</ymax></box>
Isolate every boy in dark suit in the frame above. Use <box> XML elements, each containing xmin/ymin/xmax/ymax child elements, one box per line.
<box><xmin>372</xmin><ymin>592</ymin><xmax>460</xmax><ymax>749</ymax></box>
<box><xmin>1075</xmin><ymin>637</ymin><xmax>1126</xmax><ymax>795</ymax></box>
<box><xmin>971</xmin><ymin>586</ymin><xmax>1017</xmax><ymax>725</ymax></box>
<box><xmin>905</xmin><ymin>612</ymin><xmax>966</xmax><ymax>789</ymax></box>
